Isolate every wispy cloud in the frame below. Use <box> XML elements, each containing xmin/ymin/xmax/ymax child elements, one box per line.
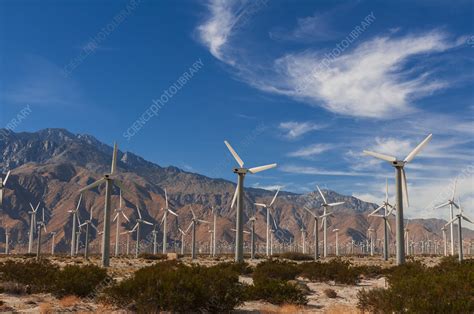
<box><xmin>288</xmin><ymin>143</ymin><xmax>334</xmax><ymax>158</ymax></box>
<box><xmin>279</xmin><ymin>121</ymin><xmax>325</xmax><ymax>139</ymax></box>
<box><xmin>280</xmin><ymin>165</ymin><xmax>370</xmax><ymax>177</ymax></box>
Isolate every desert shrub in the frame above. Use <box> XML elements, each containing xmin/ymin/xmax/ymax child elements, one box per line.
<box><xmin>214</xmin><ymin>261</ymin><xmax>253</xmax><ymax>275</ymax></box>
<box><xmin>298</xmin><ymin>259</ymin><xmax>358</xmax><ymax>284</ymax></box>
<box><xmin>246</xmin><ymin>280</ymin><xmax>307</xmax><ymax>305</ymax></box>
<box><xmin>53</xmin><ymin>264</ymin><xmax>110</xmax><ymax>297</ymax></box>
<box><xmin>0</xmin><ymin>281</ymin><xmax>30</xmax><ymax>295</ymax></box>
<box><xmin>323</xmin><ymin>288</ymin><xmax>337</xmax><ymax>298</ymax></box>
<box><xmin>253</xmin><ymin>260</ymin><xmax>299</xmax><ymax>283</ymax></box>
<box><xmin>103</xmin><ymin>261</ymin><xmax>245</xmax><ymax>312</ymax></box>
<box><xmin>357</xmin><ymin>260</ymin><xmax>474</xmax><ymax>313</ymax></box>
<box><xmin>0</xmin><ymin>259</ymin><xmax>59</xmax><ymax>293</ymax></box>
<box><xmin>351</xmin><ymin>264</ymin><xmax>385</xmax><ymax>278</ymax></box>
<box><xmin>274</xmin><ymin>252</ymin><xmax>314</xmax><ymax>261</ymax></box>
<box><xmin>137</xmin><ymin>253</ymin><xmax>167</xmax><ymax>260</ymax></box>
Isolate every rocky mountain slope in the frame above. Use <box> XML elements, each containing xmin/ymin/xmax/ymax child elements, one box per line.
<box><xmin>0</xmin><ymin>128</ymin><xmax>472</xmax><ymax>253</ymax></box>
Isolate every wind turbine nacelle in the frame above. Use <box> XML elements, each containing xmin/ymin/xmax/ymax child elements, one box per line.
<box><xmin>233</xmin><ymin>168</ymin><xmax>248</xmax><ymax>174</ymax></box>
<box><xmin>392</xmin><ymin>161</ymin><xmax>405</xmax><ymax>167</ymax></box>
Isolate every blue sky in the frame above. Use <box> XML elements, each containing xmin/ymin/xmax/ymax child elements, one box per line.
<box><xmin>1</xmin><ymin>0</ymin><xmax>473</xmax><ymax>220</ymax></box>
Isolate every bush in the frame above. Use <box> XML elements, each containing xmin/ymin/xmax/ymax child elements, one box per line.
<box><xmin>298</xmin><ymin>259</ymin><xmax>359</xmax><ymax>284</ymax></box>
<box><xmin>213</xmin><ymin>261</ymin><xmax>253</xmax><ymax>275</ymax></box>
<box><xmin>323</xmin><ymin>288</ymin><xmax>337</xmax><ymax>298</ymax></box>
<box><xmin>0</xmin><ymin>259</ymin><xmax>59</xmax><ymax>293</ymax></box>
<box><xmin>246</xmin><ymin>280</ymin><xmax>307</xmax><ymax>305</ymax></box>
<box><xmin>137</xmin><ymin>253</ymin><xmax>167</xmax><ymax>260</ymax></box>
<box><xmin>103</xmin><ymin>261</ymin><xmax>245</xmax><ymax>312</ymax></box>
<box><xmin>253</xmin><ymin>260</ymin><xmax>299</xmax><ymax>283</ymax></box>
<box><xmin>54</xmin><ymin>264</ymin><xmax>110</xmax><ymax>298</ymax></box>
<box><xmin>274</xmin><ymin>252</ymin><xmax>314</xmax><ymax>261</ymax></box>
<box><xmin>357</xmin><ymin>259</ymin><xmax>474</xmax><ymax>313</ymax></box>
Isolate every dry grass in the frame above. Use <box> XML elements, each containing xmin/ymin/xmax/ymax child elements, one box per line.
<box><xmin>58</xmin><ymin>295</ymin><xmax>80</xmax><ymax>307</ymax></box>
<box><xmin>38</xmin><ymin>302</ymin><xmax>53</xmax><ymax>313</ymax></box>
<box><xmin>260</xmin><ymin>304</ymin><xmax>306</xmax><ymax>313</ymax></box>
<box><xmin>323</xmin><ymin>304</ymin><xmax>360</xmax><ymax>313</ymax></box>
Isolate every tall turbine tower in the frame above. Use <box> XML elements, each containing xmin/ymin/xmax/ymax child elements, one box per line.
<box><xmin>445</xmin><ymin>199</ymin><xmax>473</xmax><ymax>262</ymax></box>
<box><xmin>316</xmin><ymin>186</ymin><xmax>344</xmax><ymax>258</ymax></box>
<box><xmin>434</xmin><ymin>179</ymin><xmax>460</xmax><ymax>255</ymax></box>
<box><xmin>28</xmin><ymin>202</ymin><xmax>40</xmax><ymax>254</ymax></box>
<box><xmin>304</xmin><ymin>207</ymin><xmax>331</xmax><ymax>260</ymax></box>
<box><xmin>132</xmin><ymin>205</ymin><xmax>153</xmax><ymax>258</ymax></box>
<box><xmin>79</xmin><ymin>143</ymin><xmax>130</xmax><ymax>267</ymax></box>
<box><xmin>0</xmin><ymin>171</ymin><xmax>10</xmax><ymax>207</ymax></box>
<box><xmin>113</xmin><ymin>190</ymin><xmax>129</xmax><ymax>256</ymax></box>
<box><xmin>186</xmin><ymin>207</ymin><xmax>210</xmax><ymax>260</ymax></box>
<box><xmin>224</xmin><ymin>140</ymin><xmax>277</xmax><ymax>262</ymax></box>
<box><xmin>254</xmin><ymin>187</ymin><xmax>280</xmax><ymax>257</ymax></box>
<box><xmin>79</xmin><ymin>206</ymin><xmax>99</xmax><ymax>259</ymax></box>
<box><xmin>68</xmin><ymin>195</ymin><xmax>82</xmax><ymax>256</ymax></box>
<box><xmin>364</xmin><ymin>133</ymin><xmax>432</xmax><ymax>265</ymax></box>
<box><xmin>36</xmin><ymin>207</ymin><xmax>47</xmax><ymax>261</ymax></box>
<box><xmin>161</xmin><ymin>189</ymin><xmax>178</xmax><ymax>254</ymax></box>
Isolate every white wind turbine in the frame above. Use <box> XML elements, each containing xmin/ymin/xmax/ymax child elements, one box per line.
<box><xmin>316</xmin><ymin>185</ymin><xmax>345</xmax><ymax>258</ymax></box>
<box><xmin>5</xmin><ymin>227</ymin><xmax>10</xmax><ymax>255</ymax></box>
<box><xmin>186</xmin><ymin>207</ymin><xmax>210</xmax><ymax>260</ymax></box>
<box><xmin>50</xmin><ymin>231</ymin><xmax>57</xmax><ymax>255</ymax></box>
<box><xmin>36</xmin><ymin>207</ymin><xmax>47</xmax><ymax>260</ymax></box>
<box><xmin>131</xmin><ymin>205</ymin><xmax>153</xmax><ymax>258</ymax></box>
<box><xmin>364</xmin><ymin>133</ymin><xmax>432</xmax><ymax>265</ymax></box>
<box><xmin>161</xmin><ymin>189</ymin><xmax>178</xmax><ymax>254</ymax></box>
<box><xmin>254</xmin><ymin>187</ymin><xmax>280</xmax><ymax>257</ymax></box>
<box><xmin>0</xmin><ymin>171</ymin><xmax>10</xmax><ymax>207</ymax></box>
<box><xmin>178</xmin><ymin>227</ymin><xmax>187</xmax><ymax>255</ymax></box>
<box><xmin>224</xmin><ymin>140</ymin><xmax>277</xmax><ymax>262</ymax></box>
<box><xmin>247</xmin><ymin>213</ymin><xmax>257</xmax><ymax>259</ymax></box>
<box><xmin>113</xmin><ymin>190</ymin><xmax>129</xmax><ymax>256</ymax></box>
<box><xmin>151</xmin><ymin>225</ymin><xmax>159</xmax><ymax>254</ymax></box>
<box><xmin>445</xmin><ymin>199</ymin><xmax>473</xmax><ymax>262</ymax></box>
<box><xmin>68</xmin><ymin>195</ymin><xmax>82</xmax><ymax>257</ymax></box>
<box><xmin>434</xmin><ymin>179</ymin><xmax>460</xmax><ymax>256</ymax></box>
<box><xmin>211</xmin><ymin>206</ymin><xmax>218</xmax><ymax>257</ymax></box>
<box><xmin>333</xmin><ymin>228</ymin><xmax>340</xmax><ymax>256</ymax></box>
<box><xmin>441</xmin><ymin>226</ymin><xmax>448</xmax><ymax>256</ymax></box>
<box><xmin>80</xmin><ymin>206</ymin><xmax>99</xmax><ymax>259</ymax></box>
<box><xmin>79</xmin><ymin>143</ymin><xmax>131</xmax><ymax>267</ymax></box>
<box><xmin>28</xmin><ymin>202</ymin><xmax>40</xmax><ymax>254</ymax></box>
<box><xmin>304</xmin><ymin>207</ymin><xmax>332</xmax><ymax>260</ymax></box>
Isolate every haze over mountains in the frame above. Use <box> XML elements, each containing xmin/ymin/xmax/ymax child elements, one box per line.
<box><xmin>0</xmin><ymin>128</ymin><xmax>472</xmax><ymax>252</ymax></box>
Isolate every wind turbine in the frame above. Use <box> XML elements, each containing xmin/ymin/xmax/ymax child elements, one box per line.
<box><xmin>224</xmin><ymin>140</ymin><xmax>277</xmax><ymax>262</ymax></box>
<box><xmin>75</xmin><ymin>215</ymin><xmax>84</xmax><ymax>255</ymax></box>
<box><xmin>404</xmin><ymin>220</ymin><xmax>410</xmax><ymax>255</ymax></box>
<box><xmin>316</xmin><ymin>185</ymin><xmax>344</xmax><ymax>258</ymax></box>
<box><xmin>68</xmin><ymin>195</ymin><xmax>82</xmax><ymax>257</ymax></box>
<box><xmin>0</xmin><ymin>171</ymin><xmax>10</xmax><ymax>207</ymax></box>
<box><xmin>248</xmin><ymin>214</ymin><xmax>257</xmax><ymax>259</ymax></box>
<box><xmin>434</xmin><ymin>179</ymin><xmax>460</xmax><ymax>256</ymax></box>
<box><xmin>186</xmin><ymin>207</ymin><xmax>210</xmax><ymax>260</ymax></box>
<box><xmin>161</xmin><ymin>189</ymin><xmax>178</xmax><ymax>254</ymax></box>
<box><xmin>131</xmin><ymin>205</ymin><xmax>153</xmax><ymax>258</ymax></box>
<box><xmin>369</xmin><ymin>201</ymin><xmax>394</xmax><ymax>261</ymax></box>
<box><xmin>28</xmin><ymin>202</ymin><xmax>40</xmax><ymax>254</ymax></box>
<box><xmin>368</xmin><ymin>228</ymin><xmax>375</xmax><ymax>256</ymax></box>
<box><xmin>364</xmin><ymin>133</ymin><xmax>432</xmax><ymax>265</ymax></box>
<box><xmin>151</xmin><ymin>225</ymin><xmax>159</xmax><ymax>254</ymax></box>
<box><xmin>50</xmin><ymin>231</ymin><xmax>57</xmax><ymax>255</ymax></box>
<box><xmin>79</xmin><ymin>143</ymin><xmax>131</xmax><ymax>267</ymax></box>
<box><xmin>113</xmin><ymin>190</ymin><xmax>129</xmax><ymax>256</ymax></box>
<box><xmin>121</xmin><ymin>229</ymin><xmax>133</xmax><ymax>255</ymax></box>
<box><xmin>211</xmin><ymin>206</ymin><xmax>218</xmax><ymax>257</ymax></box>
<box><xmin>333</xmin><ymin>228</ymin><xmax>340</xmax><ymax>256</ymax></box>
<box><xmin>441</xmin><ymin>226</ymin><xmax>448</xmax><ymax>256</ymax></box>
<box><xmin>178</xmin><ymin>227</ymin><xmax>186</xmax><ymax>255</ymax></box>
<box><xmin>304</xmin><ymin>207</ymin><xmax>331</xmax><ymax>260</ymax></box>
<box><xmin>36</xmin><ymin>207</ymin><xmax>47</xmax><ymax>260</ymax></box>
<box><xmin>80</xmin><ymin>206</ymin><xmax>99</xmax><ymax>259</ymax></box>
<box><xmin>445</xmin><ymin>199</ymin><xmax>473</xmax><ymax>262</ymax></box>
<box><xmin>4</xmin><ymin>228</ymin><xmax>10</xmax><ymax>255</ymax></box>
<box><xmin>254</xmin><ymin>187</ymin><xmax>280</xmax><ymax>257</ymax></box>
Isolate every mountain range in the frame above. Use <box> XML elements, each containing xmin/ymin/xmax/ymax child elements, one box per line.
<box><xmin>0</xmin><ymin>128</ymin><xmax>472</xmax><ymax>253</ymax></box>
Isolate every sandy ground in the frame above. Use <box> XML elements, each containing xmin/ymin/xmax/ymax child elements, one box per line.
<box><xmin>0</xmin><ymin>255</ymin><xmax>453</xmax><ymax>313</ymax></box>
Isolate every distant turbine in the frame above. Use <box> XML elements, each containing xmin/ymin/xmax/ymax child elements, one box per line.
<box><xmin>211</xmin><ymin>206</ymin><xmax>218</xmax><ymax>257</ymax></box>
<box><xmin>80</xmin><ymin>206</ymin><xmax>99</xmax><ymax>259</ymax></box>
<box><xmin>186</xmin><ymin>207</ymin><xmax>210</xmax><ymax>260</ymax></box>
<box><xmin>0</xmin><ymin>171</ymin><xmax>11</xmax><ymax>207</ymax></box>
<box><xmin>161</xmin><ymin>189</ymin><xmax>178</xmax><ymax>254</ymax></box>
<box><xmin>132</xmin><ymin>204</ymin><xmax>153</xmax><ymax>258</ymax></box>
<box><xmin>68</xmin><ymin>195</ymin><xmax>82</xmax><ymax>257</ymax></box>
<box><xmin>28</xmin><ymin>202</ymin><xmax>40</xmax><ymax>254</ymax></box>
<box><xmin>333</xmin><ymin>228</ymin><xmax>340</xmax><ymax>256</ymax></box>
<box><xmin>304</xmin><ymin>207</ymin><xmax>331</xmax><ymax>260</ymax></box>
<box><xmin>151</xmin><ymin>225</ymin><xmax>159</xmax><ymax>254</ymax></box>
<box><xmin>79</xmin><ymin>143</ymin><xmax>131</xmax><ymax>267</ymax></box>
<box><xmin>254</xmin><ymin>187</ymin><xmax>280</xmax><ymax>257</ymax></box>
<box><xmin>113</xmin><ymin>190</ymin><xmax>129</xmax><ymax>256</ymax></box>
<box><xmin>364</xmin><ymin>133</ymin><xmax>432</xmax><ymax>265</ymax></box>
<box><xmin>36</xmin><ymin>207</ymin><xmax>47</xmax><ymax>261</ymax></box>
<box><xmin>445</xmin><ymin>199</ymin><xmax>473</xmax><ymax>262</ymax></box>
<box><xmin>434</xmin><ymin>179</ymin><xmax>460</xmax><ymax>256</ymax></box>
<box><xmin>316</xmin><ymin>185</ymin><xmax>344</xmax><ymax>258</ymax></box>
<box><xmin>224</xmin><ymin>140</ymin><xmax>277</xmax><ymax>262</ymax></box>
<box><xmin>5</xmin><ymin>228</ymin><xmax>10</xmax><ymax>255</ymax></box>
<box><xmin>178</xmin><ymin>227</ymin><xmax>187</xmax><ymax>255</ymax></box>
<box><xmin>50</xmin><ymin>231</ymin><xmax>57</xmax><ymax>255</ymax></box>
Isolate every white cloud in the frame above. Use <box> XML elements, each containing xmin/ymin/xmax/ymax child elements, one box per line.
<box><xmin>280</xmin><ymin>165</ymin><xmax>370</xmax><ymax>177</ymax></box>
<box><xmin>288</xmin><ymin>143</ymin><xmax>334</xmax><ymax>158</ymax></box>
<box><xmin>279</xmin><ymin>121</ymin><xmax>325</xmax><ymax>139</ymax></box>
<box><xmin>252</xmin><ymin>183</ymin><xmax>282</xmax><ymax>191</ymax></box>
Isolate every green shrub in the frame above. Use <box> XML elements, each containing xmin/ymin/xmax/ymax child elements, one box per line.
<box><xmin>0</xmin><ymin>259</ymin><xmax>59</xmax><ymax>293</ymax></box>
<box><xmin>137</xmin><ymin>253</ymin><xmax>167</xmax><ymax>260</ymax></box>
<box><xmin>253</xmin><ymin>260</ymin><xmax>299</xmax><ymax>283</ymax></box>
<box><xmin>103</xmin><ymin>261</ymin><xmax>245</xmax><ymax>312</ymax></box>
<box><xmin>274</xmin><ymin>252</ymin><xmax>314</xmax><ymax>261</ymax></box>
<box><xmin>357</xmin><ymin>260</ymin><xmax>474</xmax><ymax>313</ymax></box>
<box><xmin>246</xmin><ymin>280</ymin><xmax>307</xmax><ymax>305</ymax></box>
<box><xmin>298</xmin><ymin>259</ymin><xmax>358</xmax><ymax>284</ymax></box>
<box><xmin>54</xmin><ymin>264</ymin><xmax>110</xmax><ymax>298</ymax></box>
<box><xmin>213</xmin><ymin>261</ymin><xmax>253</xmax><ymax>275</ymax></box>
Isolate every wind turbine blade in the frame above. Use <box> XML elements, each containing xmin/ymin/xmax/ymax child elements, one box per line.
<box><xmin>91</xmin><ymin>223</ymin><xmax>99</xmax><ymax>232</ymax></box>
<box><xmin>304</xmin><ymin>207</ymin><xmax>317</xmax><ymax>218</ymax></box>
<box><xmin>254</xmin><ymin>203</ymin><xmax>267</xmax><ymax>208</ymax></box>
<box><xmin>328</xmin><ymin>202</ymin><xmax>345</xmax><ymax>207</ymax></box>
<box><xmin>114</xmin><ymin>179</ymin><xmax>132</xmax><ymax>196</ymax></box>
<box><xmin>452</xmin><ymin>202</ymin><xmax>460</xmax><ymax>209</ymax></box>
<box><xmin>111</xmin><ymin>142</ymin><xmax>118</xmax><ymax>174</ymax></box>
<box><xmin>143</xmin><ymin>220</ymin><xmax>153</xmax><ymax>226</ymax></box>
<box><xmin>119</xmin><ymin>189</ymin><xmax>123</xmax><ymax>208</ymax></box>
<box><xmin>89</xmin><ymin>207</ymin><xmax>93</xmax><ymax>220</ymax></box>
<box><xmin>402</xmin><ymin>169</ymin><xmax>409</xmax><ymax>207</ymax></box>
<box><xmin>168</xmin><ymin>209</ymin><xmax>178</xmax><ymax>217</ymax></box>
<box><xmin>43</xmin><ymin>225</ymin><xmax>47</xmax><ymax>233</ymax></box>
<box><xmin>248</xmin><ymin>163</ymin><xmax>277</xmax><ymax>174</ymax></box>
<box><xmin>122</xmin><ymin>212</ymin><xmax>130</xmax><ymax>222</ymax></box>
<box><xmin>369</xmin><ymin>205</ymin><xmax>384</xmax><ymax>216</ymax></box>
<box><xmin>35</xmin><ymin>202</ymin><xmax>40</xmax><ymax>212</ymax></box>
<box><xmin>79</xmin><ymin>178</ymin><xmax>106</xmax><ymax>193</ymax></box>
<box><xmin>452</xmin><ymin>178</ymin><xmax>457</xmax><ymax>200</ymax></box>
<box><xmin>113</xmin><ymin>213</ymin><xmax>119</xmax><ymax>222</ymax></box>
<box><xmin>131</xmin><ymin>223</ymin><xmax>138</xmax><ymax>232</ymax></box>
<box><xmin>370</xmin><ymin>214</ymin><xmax>385</xmax><ymax>218</ymax></box>
<box><xmin>224</xmin><ymin>140</ymin><xmax>244</xmax><ymax>168</ymax></box>
<box><xmin>42</xmin><ymin>208</ymin><xmax>45</xmax><ymax>221</ymax></box>
<box><xmin>3</xmin><ymin>171</ymin><xmax>10</xmax><ymax>185</ymax></box>
<box><xmin>185</xmin><ymin>221</ymin><xmax>193</xmax><ymax>233</ymax></box>
<box><xmin>386</xmin><ymin>221</ymin><xmax>392</xmax><ymax>233</ymax></box>
<box><xmin>29</xmin><ymin>202</ymin><xmax>35</xmax><ymax>211</ymax></box>
<box><xmin>190</xmin><ymin>207</ymin><xmax>196</xmax><ymax>220</ymax></box>
<box><xmin>272</xmin><ymin>216</ymin><xmax>277</xmax><ymax>230</ymax></box>
<box><xmin>198</xmin><ymin>219</ymin><xmax>210</xmax><ymax>224</ymax></box>
<box><xmin>76</xmin><ymin>194</ymin><xmax>82</xmax><ymax>212</ymax></box>
<box><xmin>269</xmin><ymin>187</ymin><xmax>280</xmax><ymax>206</ymax></box>
<box><xmin>316</xmin><ymin>185</ymin><xmax>327</xmax><ymax>204</ymax></box>
<box><xmin>363</xmin><ymin>150</ymin><xmax>396</xmax><ymax>162</ymax></box>
<box><xmin>160</xmin><ymin>214</ymin><xmax>166</xmax><ymax>225</ymax></box>
<box><xmin>462</xmin><ymin>215</ymin><xmax>473</xmax><ymax>224</ymax></box>
<box><xmin>385</xmin><ymin>178</ymin><xmax>389</xmax><ymax>202</ymax></box>
<box><xmin>136</xmin><ymin>205</ymin><xmax>142</xmax><ymax>219</ymax></box>
<box><xmin>178</xmin><ymin>227</ymin><xmax>185</xmax><ymax>235</ymax></box>
<box><xmin>433</xmin><ymin>201</ymin><xmax>451</xmax><ymax>209</ymax></box>
<box><xmin>0</xmin><ymin>189</ymin><xmax>3</xmax><ymax>206</ymax></box>
<box><xmin>231</xmin><ymin>185</ymin><xmax>238</xmax><ymax>208</ymax></box>
<box><xmin>403</xmin><ymin>134</ymin><xmax>432</xmax><ymax>163</ymax></box>
<box><xmin>445</xmin><ymin>217</ymin><xmax>457</xmax><ymax>227</ymax></box>
<box><xmin>165</xmin><ymin>188</ymin><xmax>168</xmax><ymax>209</ymax></box>
<box><xmin>79</xmin><ymin>222</ymin><xmax>87</xmax><ymax>228</ymax></box>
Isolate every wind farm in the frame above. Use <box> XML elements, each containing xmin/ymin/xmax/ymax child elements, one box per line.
<box><xmin>0</xmin><ymin>0</ymin><xmax>473</xmax><ymax>312</ymax></box>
